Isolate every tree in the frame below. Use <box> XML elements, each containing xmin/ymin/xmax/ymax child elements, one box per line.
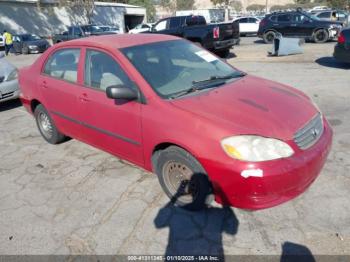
<box><xmin>176</xmin><ymin>0</ymin><xmax>195</xmax><ymax>10</ymax></box>
<box><xmin>231</xmin><ymin>1</ymin><xmax>243</xmax><ymax>12</ymax></box>
<box><xmin>327</xmin><ymin>0</ymin><xmax>348</xmax><ymax>8</ymax></box>
<box><xmin>211</xmin><ymin>0</ymin><xmax>230</xmax><ymax>6</ymax></box>
<box><xmin>59</xmin><ymin>0</ymin><xmax>95</xmax><ymax>24</ymax></box>
<box><xmin>246</xmin><ymin>4</ymin><xmax>265</xmax><ymax>11</ymax></box>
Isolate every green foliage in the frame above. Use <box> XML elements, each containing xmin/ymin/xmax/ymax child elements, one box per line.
<box><xmin>176</xmin><ymin>0</ymin><xmax>195</xmax><ymax>10</ymax></box>
<box><xmin>246</xmin><ymin>4</ymin><xmax>265</xmax><ymax>11</ymax></box>
<box><xmin>211</xmin><ymin>0</ymin><xmax>230</xmax><ymax>6</ymax></box>
<box><xmin>231</xmin><ymin>1</ymin><xmax>243</xmax><ymax>12</ymax></box>
<box><xmin>327</xmin><ymin>0</ymin><xmax>348</xmax><ymax>9</ymax></box>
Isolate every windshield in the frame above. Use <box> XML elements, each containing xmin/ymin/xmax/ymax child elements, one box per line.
<box><xmin>21</xmin><ymin>34</ymin><xmax>41</xmax><ymax>41</ymax></box>
<box><xmin>121</xmin><ymin>40</ymin><xmax>241</xmax><ymax>99</ymax></box>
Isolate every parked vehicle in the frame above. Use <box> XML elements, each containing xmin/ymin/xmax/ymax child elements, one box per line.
<box><xmin>233</xmin><ymin>16</ymin><xmax>260</xmax><ymax>35</ymax></box>
<box><xmin>100</xmin><ymin>25</ymin><xmax>121</xmax><ymax>34</ymax></box>
<box><xmin>312</xmin><ymin>10</ymin><xmax>349</xmax><ymax>26</ymax></box>
<box><xmin>150</xmin><ymin>15</ymin><xmax>240</xmax><ymax>56</ymax></box>
<box><xmin>333</xmin><ymin>28</ymin><xmax>350</xmax><ymax>63</ymax></box>
<box><xmin>52</xmin><ymin>25</ymin><xmax>116</xmax><ymax>44</ymax></box>
<box><xmin>0</xmin><ymin>53</ymin><xmax>19</xmax><ymax>103</ymax></box>
<box><xmin>12</xmin><ymin>34</ymin><xmax>50</xmax><ymax>54</ymax></box>
<box><xmin>19</xmin><ymin>34</ymin><xmax>332</xmax><ymax>211</ymax></box>
<box><xmin>258</xmin><ymin>10</ymin><xmax>343</xmax><ymax>43</ymax></box>
<box><xmin>310</xmin><ymin>6</ymin><xmax>329</xmax><ymax>12</ymax></box>
<box><xmin>176</xmin><ymin>9</ymin><xmax>225</xmax><ymax>23</ymax></box>
<box><xmin>128</xmin><ymin>23</ymin><xmax>153</xmax><ymax>34</ymax></box>
<box><xmin>0</xmin><ymin>35</ymin><xmax>4</xmax><ymax>51</ymax></box>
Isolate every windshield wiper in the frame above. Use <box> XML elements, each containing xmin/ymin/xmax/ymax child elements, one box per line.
<box><xmin>169</xmin><ymin>72</ymin><xmax>246</xmax><ymax>99</ymax></box>
<box><xmin>192</xmin><ymin>72</ymin><xmax>246</xmax><ymax>87</ymax></box>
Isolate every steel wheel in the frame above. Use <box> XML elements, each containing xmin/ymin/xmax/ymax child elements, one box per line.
<box><xmin>38</xmin><ymin>112</ymin><xmax>53</xmax><ymax>139</ymax></box>
<box><xmin>162</xmin><ymin>161</ymin><xmax>199</xmax><ymax>204</ymax></box>
<box><xmin>314</xmin><ymin>29</ymin><xmax>328</xmax><ymax>43</ymax></box>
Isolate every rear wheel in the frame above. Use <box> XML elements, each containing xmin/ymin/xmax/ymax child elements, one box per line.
<box><xmin>34</xmin><ymin>104</ymin><xmax>66</xmax><ymax>144</ymax></box>
<box><xmin>217</xmin><ymin>48</ymin><xmax>230</xmax><ymax>58</ymax></box>
<box><xmin>263</xmin><ymin>31</ymin><xmax>276</xmax><ymax>44</ymax></box>
<box><xmin>313</xmin><ymin>29</ymin><xmax>328</xmax><ymax>43</ymax></box>
<box><xmin>153</xmin><ymin>146</ymin><xmax>212</xmax><ymax>211</ymax></box>
<box><xmin>22</xmin><ymin>46</ymin><xmax>29</xmax><ymax>55</ymax></box>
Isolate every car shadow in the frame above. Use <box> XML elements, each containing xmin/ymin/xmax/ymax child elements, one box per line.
<box><xmin>281</xmin><ymin>242</ymin><xmax>316</xmax><ymax>262</ymax></box>
<box><xmin>0</xmin><ymin>99</ymin><xmax>22</xmax><ymax>112</ymax></box>
<box><xmin>315</xmin><ymin>57</ymin><xmax>350</xmax><ymax>69</ymax></box>
<box><xmin>154</xmin><ymin>174</ymin><xmax>239</xmax><ymax>260</ymax></box>
<box><xmin>254</xmin><ymin>39</ymin><xmax>266</xmax><ymax>44</ymax></box>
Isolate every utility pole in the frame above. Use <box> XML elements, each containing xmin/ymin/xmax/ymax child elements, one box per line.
<box><xmin>265</xmin><ymin>0</ymin><xmax>268</xmax><ymax>13</ymax></box>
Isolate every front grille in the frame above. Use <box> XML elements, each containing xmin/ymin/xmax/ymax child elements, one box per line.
<box><xmin>294</xmin><ymin>113</ymin><xmax>324</xmax><ymax>150</ymax></box>
<box><xmin>0</xmin><ymin>91</ymin><xmax>15</xmax><ymax>100</ymax></box>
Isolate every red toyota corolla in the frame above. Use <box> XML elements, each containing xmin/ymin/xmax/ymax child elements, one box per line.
<box><xmin>19</xmin><ymin>34</ymin><xmax>332</xmax><ymax>210</ymax></box>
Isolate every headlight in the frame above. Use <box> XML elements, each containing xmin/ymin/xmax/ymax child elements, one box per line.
<box><xmin>221</xmin><ymin>135</ymin><xmax>294</xmax><ymax>162</ymax></box>
<box><xmin>28</xmin><ymin>45</ymin><xmax>37</xmax><ymax>49</ymax></box>
<box><xmin>6</xmin><ymin>69</ymin><xmax>18</xmax><ymax>81</ymax></box>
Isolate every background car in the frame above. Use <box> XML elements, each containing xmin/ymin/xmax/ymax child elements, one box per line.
<box><xmin>99</xmin><ymin>25</ymin><xmax>121</xmax><ymax>34</ymax></box>
<box><xmin>12</xmin><ymin>34</ymin><xmax>50</xmax><ymax>54</ymax></box>
<box><xmin>128</xmin><ymin>23</ymin><xmax>153</xmax><ymax>34</ymax></box>
<box><xmin>334</xmin><ymin>28</ymin><xmax>350</xmax><ymax>63</ymax></box>
<box><xmin>0</xmin><ymin>35</ymin><xmax>4</xmax><ymax>51</ymax></box>
<box><xmin>258</xmin><ymin>11</ymin><xmax>343</xmax><ymax>43</ymax></box>
<box><xmin>233</xmin><ymin>16</ymin><xmax>260</xmax><ymax>36</ymax></box>
<box><xmin>312</xmin><ymin>10</ymin><xmax>349</xmax><ymax>26</ymax></box>
<box><xmin>0</xmin><ymin>52</ymin><xmax>19</xmax><ymax>103</ymax></box>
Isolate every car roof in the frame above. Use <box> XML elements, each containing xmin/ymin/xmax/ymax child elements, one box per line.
<box><xmin>58</xmin><ymin>34</ymin><xmax>180</xmax><ymax>49</ymax></box>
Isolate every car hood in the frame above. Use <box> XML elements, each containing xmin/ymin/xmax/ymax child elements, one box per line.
<box><xmin>170</xmin><ymin>75</ymin><xmax>318</xmax><ymax>141</ymax></box>
<box><xmin>24</xmin><ymin>39</ymin><xmax>48</xmax><ymax>46</ymax></box>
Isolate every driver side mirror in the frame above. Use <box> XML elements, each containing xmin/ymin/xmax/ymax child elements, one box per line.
<box><xmin>106</xmin><ymin>85</ymin><xmax>138</xmax><ymax>101</ymax></box>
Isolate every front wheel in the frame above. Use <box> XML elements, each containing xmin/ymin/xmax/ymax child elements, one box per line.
<box><xmin>22</xmin><ymin>46</ymin><xmax>29</xmax><ymax>55</ymax></box>
<box><xmin>34</xmin><ymin>104</ymin><xmax>66</xmax><ymax>144</ymax></box>
<box><xmin>153</xmin><ymin>146</ymin><xmax>212</xmax><ymax>211</ymax></box>
<box><xmin>263</xmin><ymin>31</ymin><xmax>276</xmax><ymax>44</ymax></box>
<box><xmin>313</xmin><ymin>29</ymin><xmax>329</xmax><ymax>43</ymax></box>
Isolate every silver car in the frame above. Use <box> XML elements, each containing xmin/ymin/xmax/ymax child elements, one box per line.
<box><xmin>0</xmin><ymin>52</ymin><xmax>19</xmax><ymax>103</ymax></box>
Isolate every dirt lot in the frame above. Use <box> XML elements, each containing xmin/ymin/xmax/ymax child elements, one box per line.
<box><xmin>0</xmin><ymin>37</ymin><xmax>349</xmax><ymax>258</ymax></box>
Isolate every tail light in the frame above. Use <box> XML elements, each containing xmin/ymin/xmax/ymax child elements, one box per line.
<box><xmin>213</xmin><ymin>27</ymin><xmax>220</xmax><ymax>39</ymax></box>
<box><xmin>259</xmin><ymin>19</ymin><xmax>267</xmax><ymax>27</ymax></box>
<box><xmin>338</xmin><ymin>32</ymin><xmax>345</xmax><ymax>44</ymax></box>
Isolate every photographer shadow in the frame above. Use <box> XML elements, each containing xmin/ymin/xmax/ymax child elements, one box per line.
<box><xmin>154</xmin><ymin>174</ymin><xmax>239</xmax><ymax>261</ymax></box>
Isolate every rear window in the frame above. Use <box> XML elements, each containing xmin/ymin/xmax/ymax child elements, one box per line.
<box><xmin>186</xmin><ymin>16</ymin><xmax>206</xmax><ymax>26</ymax></box>
<box><xmin>270</xmin><ymin>15</ymin><xmax>278</xmax><ymax>22</ymax></box>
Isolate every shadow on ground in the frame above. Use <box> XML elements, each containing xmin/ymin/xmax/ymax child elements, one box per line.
<box><xmin>315</xmin><ymin>57</ymin><xmax>350</xmax><ymax>69</ymax></box>
<box><xmin>0</xmin><ymin>99</ymin><xmax>22</xmax><ymax>112</ymax></box>
<box><xmin>281</xmin><ymin>242</ymin><xmax>316</xmax><ymax>262</ymax></box>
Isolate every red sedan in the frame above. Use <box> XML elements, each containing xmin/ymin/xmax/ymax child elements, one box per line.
<box><xmin>19</xmin><ymin>34</ymin><xmax>332</xmax><ymax>210</ymax></box>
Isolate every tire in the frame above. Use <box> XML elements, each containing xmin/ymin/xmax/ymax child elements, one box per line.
<box><xmin>217</xmin><ymin>48</ymin><xmax>230</xmax><ymax>58</ymax></box>
<box><xmin>153</xmin><ymin>146</ymin><xmax>212</xmax><ymax>211</ymax></box>
<box><xmin>22</xmin><ymin>46</ymin><xmax>29</xmax><ymax>55</ymax></box>
<box><xmin>263</xmin><ymin>31</ymin><xmax>276</xmax><ymax>44</ymax></box>
<box><xmin>34</xmin><ymin>104</ymin><xmax>65</xmax><ymax>144</ymax></box>
<box><xmin>313</xmin><ymin>29</ymin><xmax>328</xmax><ymax>43</ymax></box>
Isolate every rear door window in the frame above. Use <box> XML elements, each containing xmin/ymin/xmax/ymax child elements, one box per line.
<box><xmin>169</xmin><ymin>17</ymin><xmax>182</xmax><ymax>29</ymax></box>
<box><xmin>277</xmin><ymin>14</ymin><xmax>291</xmax><ymax>22</ymax></box>
<box><xmin>317</xmin><ymin>12</ymin><xmax>331</xmax><ymax>18</ymax></box>
<box><xmin>43</xmin><ymin>48</ymin><xmax>80</xmax><ymax>83</ymax></box>
<box><xmin>239</xmin><ymin>18</ymin><xmax>249</xmax><ymax>23</ymax></box>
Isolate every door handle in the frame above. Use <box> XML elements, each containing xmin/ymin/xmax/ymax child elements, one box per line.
<box><xmin>79</xmin><ymin>93</ymin><xmax>90</xmax><ymax>102</ymax></box>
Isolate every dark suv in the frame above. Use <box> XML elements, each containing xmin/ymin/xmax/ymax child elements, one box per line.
<box><xmin>258</xmin><ymin>11</ymin><xmax>343</xmax><ymax>43</ymax></box>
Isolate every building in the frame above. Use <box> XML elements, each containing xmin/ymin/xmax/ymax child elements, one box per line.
<box><xmin>0</xmin><ymin>0</ymin><xmax>147</xmax><ymax>36</ymax></box>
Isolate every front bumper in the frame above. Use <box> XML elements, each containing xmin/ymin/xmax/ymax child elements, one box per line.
<box><xmin>203</xmin><ymin>119</ymin><xmax>333</xmax><ymax>210</ymax></box>
<box><xmin>0</xmin><ymin>79</ymin><xmax>20</xmax><ymax>103</ymax></box>
<box><xmin>213</xmin><ymin>38</ymin><xmax>240</xmax><ymax>50</ymax></box>
<box><xmin>333</xmin><ymin>44</ymin><xmax>350</xmax><ymax>63</ymax></box>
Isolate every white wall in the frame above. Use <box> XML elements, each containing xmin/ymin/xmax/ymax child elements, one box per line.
<box><xmin>0</xmin><ymin>2</ymin><xmax>146</xmax><ymax>36</ymax></box>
